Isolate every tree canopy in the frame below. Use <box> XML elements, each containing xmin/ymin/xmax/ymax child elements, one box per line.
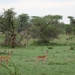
<box><xmin>0</xmin><ymin>8</ymin><xmax>75</xmax><ymax>47</ymax></box>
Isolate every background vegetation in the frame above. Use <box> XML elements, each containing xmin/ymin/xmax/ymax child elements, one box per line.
<box><xmin>0</xmin><ymin>8</ymin><xmax>75</xmax><ymax>75</ymax></box>
<box><xmin>0</xmin><ymin>8</ymin><xmax>75</xmax><ymax>47</ymax></box>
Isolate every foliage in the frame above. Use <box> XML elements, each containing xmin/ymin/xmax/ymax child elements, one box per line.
<box><xmin>17</xmin><ymin>13</ymin><xmax>30</xmax><ymax>32</ymax></box>
<box><xmin>67</xmin><ymin>16</ymin><xmax>75</xmax><ymax>35</ymax></box>
<box><xmin>17</xmin><ymin>13</ymin><xmax>31</xmax><ymax>46</ymax></box>
<box><xmin>30</xmin><ymin>15</ymin><xmax>62</xmax><ymax>43</ymax></box>
<box><xmin>0</xmin><ymin>8</ymin><xmax>16</xmax><ymax>32</ymax></box>
<box><xmin>0</xmin><ymin>9</ymin><xmax>31</xmax><ymax>47</ymax></box>
<box><xmin>0</xmin><ymin>8</ymin><xmax>16</xmax><ymax>48</ymax></box>
<box><xmin>0</xmin><ymin>8</ymin><xmax>75</xmax><ymax>47</ymax></box>
<box><xmin>65</xmin><ymin>24</ymin><xmax>72</xmax><ymax>34</ymax></box>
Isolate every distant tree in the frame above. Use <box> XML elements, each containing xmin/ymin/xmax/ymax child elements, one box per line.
<box><xmin>17</xmin><ymin>13</ymin><xmax>31</xmax><ymax>46</ymax></box>
<box><xmin>17</xmin><ymin>13</ymin><xmax>29</xmax><ymax>32</ymax></box>
<box><xmin>68</xmin><ymin>16</ymin><xmax>75</xmax><ymax>34</ymax></box>
<box><xmin>65</xmin><ymin>24</ymin><xmax>72</xmax><ymax>35</ymax></box>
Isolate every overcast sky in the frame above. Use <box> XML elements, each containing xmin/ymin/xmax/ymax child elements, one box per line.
<box><xmin>0</xmin><ymin>0</ymin><xmax>75</xmax><ymax>24</ymax></box>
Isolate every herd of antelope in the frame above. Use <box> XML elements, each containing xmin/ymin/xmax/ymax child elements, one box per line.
<box><xmin>0</xmin><ymin>50</ymin><xmax>49</xmax><ymax>65</ymax></box>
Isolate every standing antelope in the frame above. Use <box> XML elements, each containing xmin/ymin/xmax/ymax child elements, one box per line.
<box><xmin>0</xmin><ymin>51</ymin><xmax>13</xmax><ymax>65</ymax></box>
<box><xmin>36</xmin><ymin>51</ymin><xmax>49</xmax><ymax>65</ymax></box>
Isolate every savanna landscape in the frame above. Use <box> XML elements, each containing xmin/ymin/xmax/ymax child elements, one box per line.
<box><xmin>0</xmin><ymin>8</ymin><xmax>75</xmax><ymax>75</ymax></box>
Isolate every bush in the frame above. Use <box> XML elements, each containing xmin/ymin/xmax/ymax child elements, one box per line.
<box><xmin>48</xmin><ymin>46</ymin><xmax>53</xmax><ymax>49</ymax></box>
<box><xmin>31</xmin><ymin>40</ymin><xmax>49</xmax><ymax>46</ymax></box>
<box><xmin>69</xmin><ymin>46</ymin><xmax>74</xmax><ymax>50</ymax></box>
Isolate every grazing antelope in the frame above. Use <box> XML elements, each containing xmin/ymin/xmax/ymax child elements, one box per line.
<box><xmin>36</xmin><ymin>51</ymin><xmax>49</xmax><ymax>65</ymax></box>
<box><xmin>0</xmin><ymin>51</ymin><xmax>13</xmax><ymax>65</ymax></box>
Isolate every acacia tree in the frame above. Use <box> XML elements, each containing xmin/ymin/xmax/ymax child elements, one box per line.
<box><xmin>0</xmin><ymin>8</ymin><xmax>16</xmax><ymax>48</ymax></box>
<box><xmin>31</xmin><ymin>15</ymin><xmax>62</xmax><ymax>44</ymax></box>
<box><xmin>17</xmin><ymin>13</ymin><xmax>31</xmax><ymax>46</ymax></box>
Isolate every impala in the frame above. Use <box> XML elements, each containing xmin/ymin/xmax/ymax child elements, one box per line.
<box><xmin>36</xmin><ymin>51</ymin><xmax>48</xmax><ymax>65</ymax></box>
<box><xmin>0</xmin><ymin>51</ymin><xmax>13</xmax><ymax>65</ymax></box>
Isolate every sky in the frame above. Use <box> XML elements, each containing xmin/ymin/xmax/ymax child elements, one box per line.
<box><xmin>0</xmin><ymin>0</ymin><xmax>75</xmax><ymax>24</ymax></box>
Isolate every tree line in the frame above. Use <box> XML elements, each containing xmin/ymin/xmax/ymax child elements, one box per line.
<box><xmin>0</xmin><ymin>8</ymin><xmax>75</xmax><ymax>48</ymax></box>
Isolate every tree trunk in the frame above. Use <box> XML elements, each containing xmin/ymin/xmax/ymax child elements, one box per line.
<box><xmin>11</xmin><ymin>35</ymin><xmax>15</xmax><ymax>48</ymax></box>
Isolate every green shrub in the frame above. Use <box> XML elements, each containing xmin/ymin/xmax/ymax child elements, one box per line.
<box><xmin>69</xmin><ymin>46</ymin><xmax>74</xmax><ymax>50</ymax></box>
<box><xmin>48</xmin><ymin>46</ymin><xmax>53</xmax><ymax>49</ymax></box>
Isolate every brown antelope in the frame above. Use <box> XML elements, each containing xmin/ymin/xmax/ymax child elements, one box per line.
<box><xmin>0</xmin><ymin>51</ymin><xmax>13</xmax><ymax>65</ymax></box>
<box><xmin>36</xmin><ymin>51</ymin><xmax>49</xmax><ymax>65</ymax></box>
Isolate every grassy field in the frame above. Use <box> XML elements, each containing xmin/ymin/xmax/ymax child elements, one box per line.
<box><xmin>0</xmin><ymin>34</ymin><xmax>75</xmax><ymax>75</ymax></box>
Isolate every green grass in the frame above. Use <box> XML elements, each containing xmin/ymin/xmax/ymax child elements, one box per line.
<box><xmin>53</xmin><ymin>34</ymin><xmax>75</xmax><ymax>45</ymax></box>
<box><xmin>0</xmin><ymin>34</ymin><xmax>75</xmax><ymax>75</ymax></box>
<box><xmin>0</xmin><ymin>45</ymin><xmax>75</xmax><ymax>75</ymax></box>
